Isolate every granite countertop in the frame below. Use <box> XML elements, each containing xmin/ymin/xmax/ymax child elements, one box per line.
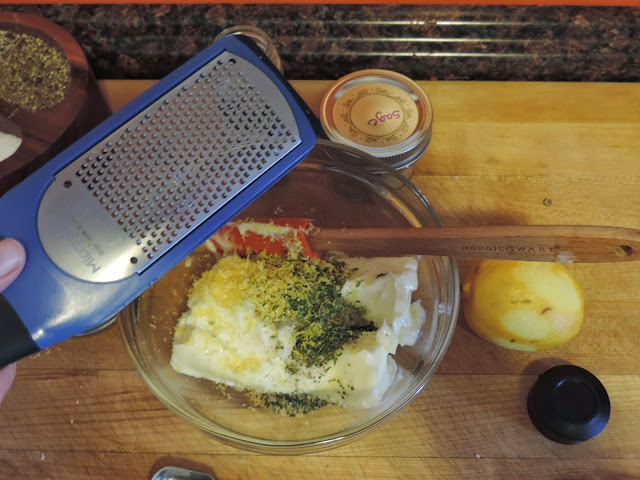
<box><xmin>3</xmin><ymin>4</ymin><xmax>640</xmax><ymax>82</ymax></box>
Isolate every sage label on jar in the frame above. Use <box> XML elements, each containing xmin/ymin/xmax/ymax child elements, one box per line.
<box><xmin>333</xmin><ymin>82</ymin><xmax>419</xmax><ymax>148</ymax></box>
<box><xmin>320</xmin><ymin>69</ymin><xmax>433</xmax><ymax>172</ymax></box>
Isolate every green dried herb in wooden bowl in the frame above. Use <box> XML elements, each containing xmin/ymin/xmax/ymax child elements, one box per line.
<box><xmin>0</xmin><ymin>29</ymin><xmax>71</xmax><ymax>112</ymax></box>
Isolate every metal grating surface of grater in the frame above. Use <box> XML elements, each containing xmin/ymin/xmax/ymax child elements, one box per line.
<box><xmin>37</xmin><ymin>51</ymin><xmax>301</xmax><ymax>283</ymax></box>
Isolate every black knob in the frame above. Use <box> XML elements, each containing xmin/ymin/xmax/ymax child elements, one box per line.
<box><xmin>527</xmin><ymin>364</ymin><xmax>610</xmax><ymax>444</ymax></box>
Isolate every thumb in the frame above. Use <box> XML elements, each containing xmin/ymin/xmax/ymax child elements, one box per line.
<box><xmin>0</xmin><ymin>238</ymin><xmax>26</xmax><ymax>292</ymax></box>
<box><xmin>0</xmin><ymin>363</ymin><xmax>17</xmax><ymax>404</ymax></box>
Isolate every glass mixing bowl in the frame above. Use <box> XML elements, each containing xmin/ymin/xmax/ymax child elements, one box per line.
<box><xmin>119</xmin><ymin>139</ymin><xmax>459</xmax><ymax>453</ymax></box>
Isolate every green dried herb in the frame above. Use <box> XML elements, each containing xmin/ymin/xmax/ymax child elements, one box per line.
<box><xmin>0</xmin><ymin>30</ymin><xmax>71</xmax><ymax>111</ymax></box>
<box><xmin>246</xmin><ymin>252</ymin><xmax>376</xmax><ymax>369</ymax></box>
<box><xmin>249</xmin><ymin>391</ymin><xmax>330</xmax><ymax>416</ymax></box>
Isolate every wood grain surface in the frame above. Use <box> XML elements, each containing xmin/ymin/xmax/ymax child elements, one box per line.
<box><xmin>2</xmin><ymin>79</ymin><xmax>640</xmax><ymax>479</ymax></box>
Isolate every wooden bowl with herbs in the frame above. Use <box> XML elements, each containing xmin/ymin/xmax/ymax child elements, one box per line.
<box><xmin>0</xmin><ymin>11</ymin><xmax>89</xmax><ymax>194</ymax></box>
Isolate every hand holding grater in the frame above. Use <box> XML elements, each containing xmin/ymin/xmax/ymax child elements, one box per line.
<box><xmin>0</xmin><ymin>35</ymin><xmax>321</xmax><ymax>367</ymax></box>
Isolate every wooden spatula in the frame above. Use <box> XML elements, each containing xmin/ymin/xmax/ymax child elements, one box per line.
<box><xmin>307</xmin><ymin>225</ymin><xmax>640</xmax><ymax>263</ymax></box>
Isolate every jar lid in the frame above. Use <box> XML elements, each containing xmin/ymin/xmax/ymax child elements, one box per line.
<box><xmin>319</xmin><ymin>69</ymin><xmax>433</xmax><ymax>171</ymax></box>
<box><xmin>527</xmin><ymin>365</ymin><xmax>610</xmax><ymax>444</ymax></box>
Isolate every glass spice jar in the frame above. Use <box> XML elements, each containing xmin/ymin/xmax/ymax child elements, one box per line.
<box><xmin>214</xmin><ymin>25</ymin><xmax>284</xmax><ymax>74</ymax></box>
<box><xmin>319</xmin><ymin>69</ymin><xmax>433</xmax><ymax>175</ymax></box>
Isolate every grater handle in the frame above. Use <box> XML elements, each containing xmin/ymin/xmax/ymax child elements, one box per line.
<box><xmin>0</xmin><ymin>177</ymin><xmax>139</xmax><ymax>366</ymax></box>
<box><xmin>0</xmin><ymin>295</ymin><xmax>38</xmax><ymax>367</ymax></box>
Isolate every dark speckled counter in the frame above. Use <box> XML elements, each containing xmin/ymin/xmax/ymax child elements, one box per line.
<box><xmin>3</xmin><ymin>4</ymin><xmax>640</xmax><ymax>81</ymax></box>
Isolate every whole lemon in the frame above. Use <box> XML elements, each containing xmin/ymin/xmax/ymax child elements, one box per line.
<box><xmin>462</xmin><ymin>260</ymin><xmax>584</xmax><ymax>351</ymax></box>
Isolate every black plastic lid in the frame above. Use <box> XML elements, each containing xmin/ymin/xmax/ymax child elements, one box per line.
<box><xmin>527</xmin><ymin>364</ymin><xmax>610</xmax><ymax>444</ymax></box>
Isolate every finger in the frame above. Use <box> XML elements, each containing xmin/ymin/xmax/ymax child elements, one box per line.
<box><xmin>0</xmin><ymin>363</ymin><xmax>17</xmax><ymax>404</ymax></box>
<box><xmin>0</xmin><ymin>238</ymin><xmax>26</xmax><ymax>292</ymax></box>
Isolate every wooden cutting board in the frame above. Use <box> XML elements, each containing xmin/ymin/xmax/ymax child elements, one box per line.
<box><xmin>2</xmin><ymin>79</ymin><xmax>640</xmax><ymax>479</ymax></box>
